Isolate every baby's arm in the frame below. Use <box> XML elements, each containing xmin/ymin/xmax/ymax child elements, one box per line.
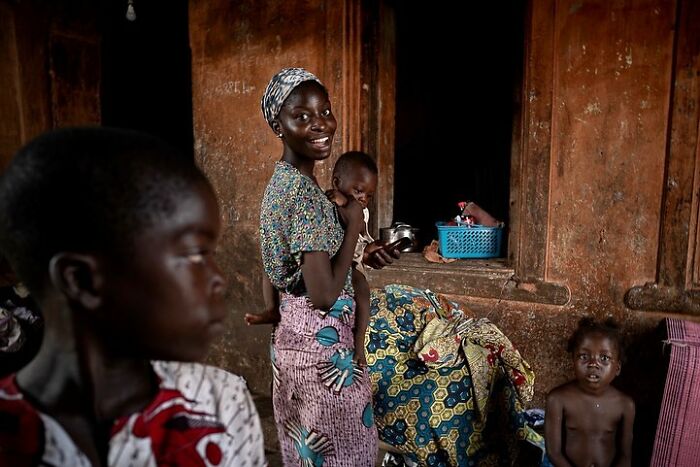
<box><xmin>244</xmin><ymin>271</ymin><xmax>281</xmax><ymax>325</ymax></box>
<box><xmin>545</xmin><ymin>389</ymin><xmax>575</xmax><ymax>467</ymax></box>
<box><xmin>351</xmin><ymin>267</ymin><xmax>369</xmax><ymax>367</ymax></box>
<box><xmin>613</xmin><ymin>396</ymin><xmax>635</xmax><ymax>467</ymax></box>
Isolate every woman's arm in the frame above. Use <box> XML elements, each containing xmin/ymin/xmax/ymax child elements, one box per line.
<box><xmin>301</xmin><ymin>199</ymin><xmax>363</xmax><ymax>310</ymax></box>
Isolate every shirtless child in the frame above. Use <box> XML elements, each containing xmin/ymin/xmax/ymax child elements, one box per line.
<box><xmin>545</xmin><ymin>318</ymin><xmax>635</xmax><ymax>467</ymax></box>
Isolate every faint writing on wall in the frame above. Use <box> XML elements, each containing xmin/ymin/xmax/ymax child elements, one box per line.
<box><xmin>212</xmin><ymin>80</ymin><xmax>256</xmax><ymax>96</ymax></box>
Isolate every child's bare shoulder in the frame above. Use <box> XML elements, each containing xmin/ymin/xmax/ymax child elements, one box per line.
<box><xmin>607</xmin><ymin>386</ymin><xmax>635</xmax><ymax>407</ymax></box>
<box><xmin>547</xmin><ymin>380</ymin><xmax>578</xmax><ymax>396</ymax></box>
<box><xmin>546</xmin><ymin>380</ymin><xmax>580</xmax><ymax>404</ymax></box>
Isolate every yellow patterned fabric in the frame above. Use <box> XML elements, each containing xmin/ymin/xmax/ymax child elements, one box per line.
<box><xmin>367</xmin><ymin>284</ymin><xmax>546</xmax><ymax>466</ymax></box>
<box><xmin>415</xmin><ymin>317</ymin><xmax>535</xmax><ymax>426</ymax></box>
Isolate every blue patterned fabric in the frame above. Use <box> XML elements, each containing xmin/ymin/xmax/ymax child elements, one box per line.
<box><xmin>367</xmin><ymin>284</ymin><xmax>548</xmax><ymax>466</ymax></box>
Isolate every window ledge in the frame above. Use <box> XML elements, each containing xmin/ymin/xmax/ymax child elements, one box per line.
<box><xmin>365</xmin><ymin>253</ymin><xmax>570</xmax><ymax>305</ymax></box>
<box><xmin>625</xmin><ymin>283</ymin><xmax>700</xmax><ymax>314</ymax></box>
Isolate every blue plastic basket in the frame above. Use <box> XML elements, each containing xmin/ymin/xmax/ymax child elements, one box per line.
<box><xmin>436</xmin><ymin>222</ymin><xmax>503</xmax><ymax>259</ymax></box>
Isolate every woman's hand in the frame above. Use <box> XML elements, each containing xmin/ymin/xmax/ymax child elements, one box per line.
<box><xmin>362</xmin><ymin>240</ymin><xmax>401</xmax><ymax>269</ymax></box>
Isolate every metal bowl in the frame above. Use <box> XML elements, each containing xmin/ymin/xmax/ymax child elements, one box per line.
<box><xmin>379</xmin><ymin>223</ymin><xmax>419</xmax><ymax>252</ymax></box>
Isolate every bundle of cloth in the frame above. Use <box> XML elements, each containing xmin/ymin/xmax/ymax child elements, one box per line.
<box><xmin>366</xmin><ymin>284</ymin><xmax>546</xmax><ymax>466</ymax></box>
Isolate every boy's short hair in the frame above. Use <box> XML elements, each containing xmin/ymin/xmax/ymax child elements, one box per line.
<box><xmin>567</xmin><ymin>317</ymin><xmax>624</xmax><ymax>362</ymax></box>
<box><xmin>0</xmin><ymin>127</ymin><xmax>207</xmax><ymax>294</ymax></box>
<box><xmin>333</xmin><ymin>151</ymin><xmax>378</xmax><ymax>178</ymax></box>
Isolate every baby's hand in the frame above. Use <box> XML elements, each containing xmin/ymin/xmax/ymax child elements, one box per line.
<box><xmin>325</xmin><ymin>189</ymin><xmax>349</xmax><ymax>207</ymax></box>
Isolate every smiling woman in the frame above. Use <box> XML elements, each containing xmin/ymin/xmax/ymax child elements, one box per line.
<box><xmin>258</xmin><ymin>68</ymin><xmax>378</xmax><ymax>465</ymax></box>
<box><xmin>273</xmin><ymin>80</ymin><xmax>337</xmax><ymax>170</ymax></box>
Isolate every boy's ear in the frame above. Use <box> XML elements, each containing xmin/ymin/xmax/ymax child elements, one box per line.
<box><xmin>48</xmin><ymin>253</ymin><xmax>104</xmax><ymax>311</ymax></box>
<box><xmin>615</xmin><ymin>361</ymin><xmax>622</xmax><ymax>376</ymax></box>
<box><xmin>332</xmin><ymin>175</ymin><xmax>340</xmax><ymax>189</ymax></box>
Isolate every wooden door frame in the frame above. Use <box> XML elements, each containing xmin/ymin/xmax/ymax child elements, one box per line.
<box><xmin>355</xmin><ymin>0</ymin><xmax>570</xmax><ymax>305</ymax></box>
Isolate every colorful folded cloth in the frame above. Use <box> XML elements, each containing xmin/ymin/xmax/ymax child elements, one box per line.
<box><xmin>414</xmin><ymin>315</ymin><xmax>535</xmax><ymax>424</ymax></box>
<box><xmin>367</xmin><ymin>284</ymin><xmax>546</xmax><ymax>466</ymax></box>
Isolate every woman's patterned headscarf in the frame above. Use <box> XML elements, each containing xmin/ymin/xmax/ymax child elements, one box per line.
<box><xmin>260</xmin><ymin>67</ymin><xmax>323</xmax><ymax>130</ymax></box>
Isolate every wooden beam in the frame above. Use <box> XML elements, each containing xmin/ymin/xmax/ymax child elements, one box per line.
<box><xmin>513</xmin><ymin>0</ymin><xmax>555</xmax><ymax>281</ymax></box>
<box><xmin>366</xmin><ymin>253</ymin><xmax>570</xmax><ymax>305</ymax></box>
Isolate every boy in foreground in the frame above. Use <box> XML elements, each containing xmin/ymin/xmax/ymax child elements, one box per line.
<box><xmin>0</xmin><ymin>127</ymin><xmax>266</xmax><ymax>466</ymax></box>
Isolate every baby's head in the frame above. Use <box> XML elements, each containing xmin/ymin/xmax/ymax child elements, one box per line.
<box><xmin>567</xmin><ymin>317</ymin><xmax>623</xmax><ymax>391</ymax></box>
<box><xmin>332</xmin><ymin>151</ymin><xmax>378</xmax><ymax>209</ymax></box>
<box><xmin>0</xmin><ymin>127</ymin><xmax>227</xmax><ymax>361</ymax></box>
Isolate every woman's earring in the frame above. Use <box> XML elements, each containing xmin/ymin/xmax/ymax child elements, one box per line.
<box><xmin>277</xmin><ymin>133</ymin><xmax>283</xmax><ymax>138</ymax></box>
